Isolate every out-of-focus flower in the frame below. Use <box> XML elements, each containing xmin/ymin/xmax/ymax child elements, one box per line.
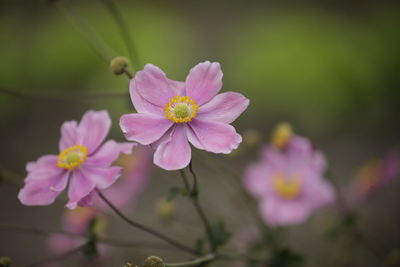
<box><xmin>18</xmin><ymin>110</ymin><xmax>134</xmax><ymax>209</ymax></box>
<box><xmin>243</xmin><ymin>124</ymin><xmax>335</xmax><ymax>226</ymax></box>
<box><xmin>347</xmin><ymin>149</ymin><xmax>400</xmax><ymax>207</ymax></box>
<box><xmin>47</xmin><ymin>207</ymin><xmax>108</xmax><ymax>265</ymax></box>
<box><xmin>120</xmin><ymin>61</ymin><xmax>249</xmax><ymax>170</ymax></box>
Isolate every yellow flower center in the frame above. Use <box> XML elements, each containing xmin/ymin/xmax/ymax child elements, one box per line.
<box><xmin>57</xmin><ymin>145</ymin><xmax>88</xmax><ymax>170</ymax></box>
<box><xmin>273</xmin><ymin>173</ymin><xmax>301</xmax><ymax>199</ymax></box>
<box><xmin>164</xmin><ymin>96</ymin><xmax>199</xmax><ymax>123</ymax></box>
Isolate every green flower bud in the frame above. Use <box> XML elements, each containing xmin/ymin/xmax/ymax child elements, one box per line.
<box><xmin>110</xmin><ymin>56</ymin><xmax>129</xmax><ymax>75</ymax></box>
<box><xmin>143</xmin><ymin>256</ymin><xmax>165</xmax><ymax>267</ymax></box>
<box><xmin>0</xmin><ymin>257</ymin><xmax>12</xmax><ymax>267</ymax></box>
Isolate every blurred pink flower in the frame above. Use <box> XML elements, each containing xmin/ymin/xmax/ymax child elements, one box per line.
<box><xmin>243</xmin><ymin>132</ymin><xmax>335</xmax><ymax>226</ymax></box>
<box><xmin>347</xmin><ymin>149</ymin><xmax>400</xmax><ymax>207</ymax></box>
<box><xmin>47</xmin><ymin>207</ymin><xmax>108</xmax><ymax>265</ymax></box>
<box><xmin>120</xmin><ymin>61</ymin><xmax>249</xmax><ymax>170</ymax></box>
<box><xmin>18</xmin><ymin>110</ymin><xmax>134</xmax><ymax>209</ymax></box>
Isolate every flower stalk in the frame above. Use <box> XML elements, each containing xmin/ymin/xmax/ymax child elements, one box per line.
<box><xmin>97</xmin><ymin>190</ymin><xmax>197</xmax><ymax>254</ymax></box>
<box><xmin>179</xmin><ymin>167</ymin><xmax>216</xmax><ymax>252</ymax></box>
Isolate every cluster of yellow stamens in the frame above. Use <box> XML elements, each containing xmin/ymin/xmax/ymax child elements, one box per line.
<box><xmin>164</xmin><ymin>96</ymin><xmax>199</xmax><ymax>123</ymax></box>
<box><xmin>57</xmin><ymin>145</ymin><xmax>88</xmax><ymax>171</ymax></box>
<box><xmin>273</xmin><ymin>173</ymin><xmax>301</xmax><ymax>199</ymax></box>
<box><xmin>270</xmin><ymin>122</ymin><xmax>293</xmax><ymax>149</ymax></box>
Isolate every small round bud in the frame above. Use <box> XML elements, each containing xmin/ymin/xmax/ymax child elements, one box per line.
<box><xmin>0</xmin><ymin>257</ymin><xmax>12</xmax><ymax>267</ymax></box>
<box><xmin>110</xmin><ymin>56</ymin><xmax>129</xmax><ymax>75</ymax></box>
<box><xmin>270</xmin><ymin>122</ymin><xmax>293</xmax><ymax>149</ymax></box>
<box><xmin>143</xmin><ymin>256</ymin><xmax>165</xmax><ymax>267</ymax></box>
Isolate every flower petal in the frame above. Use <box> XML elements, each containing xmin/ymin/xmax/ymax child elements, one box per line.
<box><xmin>82</xmin><ymin>165</ymin><xmax>122</xmax><ymax>190</ymax></box>
<box><xmin>189</xmin><ymin>119</ymin><xmax>242</xmax><ymax>154</ymax></box>
<box><xmin>18</xmin><ymin>159</ymin><xmax>68</xmax><ymax>206</ymax></box>
<box><xmin>129</xmin><ymin>79</ymin><xmax>164</xmax><ymax>115</ymax></box>
<box><xmin>77</xmin><ymin>110</ymin><xmax>111</xmax><ymax>154</ymax></box>
<box><xmin>26</xmin><ymin>155</ymin><xmax>60</xmax><ymax>177</ymax></box>
<box><xmin>243</xmin><ymin>162</ymin><xmax>276</xmax><ymax>199</ymax></box>
<box><xmin>185</xmin><ymin>124</ymin><xmax>204</xmax><ymax>149</ymax></box>
<box><xmin>185</xmin><ymin>61</ymin><xmax>223</xmax><ymax>105</ymax></box>
<box><xmin>135</xmin><ymin>64</ymin><xmax>177</xmax><ymax>107</ymax></box>
<box><xmin>59</xmin><ymin>121</ymin><xmax>78</xmax><ymax>151</ymax></box>
<box><xmin>120</xmin><ymin>113</ymin><xmax>173</xmax><ymax>145</ymax></box>
<box><xmin>259</xmin><ymin>197</ymin><xmax>311</xmax><ymax>227</ymax></box>
<box><xmin>154</xmin><ymin>125</ymin><xmax>191</xmax><ymax>170</ymax></box>
<box><xmin>197</xmin><ymin>92</ymin><xmax>249</xmax><ymax>123</ymax></box>
<box><xmin>66</xmin><ymin>169</ymin><xmax>97</xmax><ymax>209</ymax></box>
<box><xmin>86</xmin><ymin>140</ymin><xmax>135</xmax><ymax>167</ymax></box>
<box><xmin>303</xmin><ymin>178</ymin><xmax>336</xmax><ymax>209</ymax></box>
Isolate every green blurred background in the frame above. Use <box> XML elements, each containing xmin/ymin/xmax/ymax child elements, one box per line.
<box><xmin>0</xmin><ymin>0</ymin><xmax>399</xmax><ymax>266</ymax></box>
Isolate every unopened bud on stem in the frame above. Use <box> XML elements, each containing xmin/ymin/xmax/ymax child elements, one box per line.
<box><xmin>110</xmin><ymin>56</ymin><xmax>130</xmax><ymax>75</ymax></box>
<box><xmin>143</xmin><ymin>256</ymin><xmax>165</xmax><ymax>267</ymax></box>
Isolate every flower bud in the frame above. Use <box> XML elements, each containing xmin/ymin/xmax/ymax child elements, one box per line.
<box><xmin>143</xmin><ymin>256</ymin><xmax>165</xmax><ymax>267</ymax></box>
<box><xmin>0</xmin><ymin>257</ymin><xmax>12</xmax><ymax>267</ymax></box>
<box><xmin>270</xmin><ymin>122</ymin><xmax>293</xmax><ymax>149</ymax></box>
<box><xmin>110</xmin><ymin>56</ymin><xmax>129</xmax><ymax>75</ymax></box>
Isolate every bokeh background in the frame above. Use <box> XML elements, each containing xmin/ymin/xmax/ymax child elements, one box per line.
<box><xmin>0</xmin><ymin>0</ymin><xmax>399</xmax><ymax>266</ymax></box>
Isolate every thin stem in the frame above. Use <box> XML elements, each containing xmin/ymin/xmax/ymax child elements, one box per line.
<box><xmin>188</xmin><ymin>161</ymin><xmax>198</xmax><ymax>196</ymax></box>
<box><xmin>55</xmin><ymin>1</ymin><xmax>115</xmax><ymax>64</ymax></box>
<box><xmin>0</xmin><ymin>224</ymin><xmax>177</xmax><ymax>251</ymax></box>
<box><xmin>179</xmin><ymin>169</ymin><xmax>216</xmax><ymax>252</ymax></box>
<box><xmin>0</xmin><ymin>87</ymin><xmax>127</xmax><ymax>102</ymax></box>
<box><xmin>25</xmin><ymin>243</ymin><xmax>85</xmax><ymax>267</ymax></box>
<box><xmin>97</xmin><ymin>190</ymin><xmax>197</xmax><ymax>255</ymax></box>
<box><xmin>165</xmin><ymin>253</ymin><xmax>215</xmax><ymax>267</ymax></box>
<box><xmin>102</xmin><ymin>0</ymin><xmax>141</xmax><ymax>71</ymax></box>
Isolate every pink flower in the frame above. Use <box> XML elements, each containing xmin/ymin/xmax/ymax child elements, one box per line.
<box><xmin>243</xmin><ymin>130</ymin><xmax>335</xmax><ymax>227</ymax></box>
<box><xmin>18</xmin><ymin>110</ymin><xmax>134</xmax><ymax>209</ymax></box>
<box><xmin>47</xmin><ymin>207</ymin><xmax>108</xmax><ymax>265</ymax></box>
<box><xmin>120</xmin><ymin>61</ymin><xmax>249</xmax><ymax>170</ymax></box>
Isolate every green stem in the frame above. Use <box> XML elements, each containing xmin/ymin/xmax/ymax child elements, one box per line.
<box><xmin>102</xmin><ymin>0</ymin><xmax>141</xmax><ymax>71</ymax></box>
<box><xmin>165</xmin><ymin>253</ymin><xmax>215</xmax><ymax>267</ymax></box>
<box><xmin>179</xmin><ymin>169</ymin><xmax>216</xmax><ymax>252</ymax></box>
<box><xmin>97</xmin><ymin>190</ymin><xmax>197</xmax><ymax>255</ymax></box>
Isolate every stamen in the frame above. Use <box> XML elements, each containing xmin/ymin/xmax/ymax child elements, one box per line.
<box><xmin>164</xmin><ymin>96</ymin><xmax>199</xmax><ymax>123</ymax></box>
<box><xmin>57</xmin><ymin>145</ymin><xmax>88</xmax><ymax>171</ymax></box>
<box><xmin>273</xmin><ymin>173</ymin><xmax>301</xmax><ymax>199</ymax></box>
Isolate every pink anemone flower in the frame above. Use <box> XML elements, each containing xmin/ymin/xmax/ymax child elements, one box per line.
<box><xmin>244</xmin><ymin>131</ymin><xmax>335</xmax><ymax>227</ymax></box>
<box><xmin>18</xmin><ymin>110</ymin><xmax>134</xmax><ymax>209</ymax></box>
<box><xmin>120</xmin><ymin>61</ymin><xmax>249</xmax><ymax>170</ymax></box>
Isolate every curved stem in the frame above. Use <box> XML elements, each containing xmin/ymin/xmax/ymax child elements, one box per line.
<box><xmin>179</xmin><ymin>169</ymin><xmax>216</xmax><ymax>252</ymax></box>
<box><xmin>101</xmin><ymin>0</ymin><xmax>141</xmax><ymax>71</ymax></box>
<box><xmin>165</xmin><ymin>253</ymin><xmax>215</xmax><ymax>267</ymax></box>
<box><xmin>97</xmin><ymin>191</ymin><xmax>197</xmax><ymax>255</ymax></box>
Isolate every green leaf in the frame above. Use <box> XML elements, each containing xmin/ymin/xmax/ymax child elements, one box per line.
<box><xmin>210</xmin><ymin>219</ymin><xmax>232</xmax><ymax>248</ymax></box>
